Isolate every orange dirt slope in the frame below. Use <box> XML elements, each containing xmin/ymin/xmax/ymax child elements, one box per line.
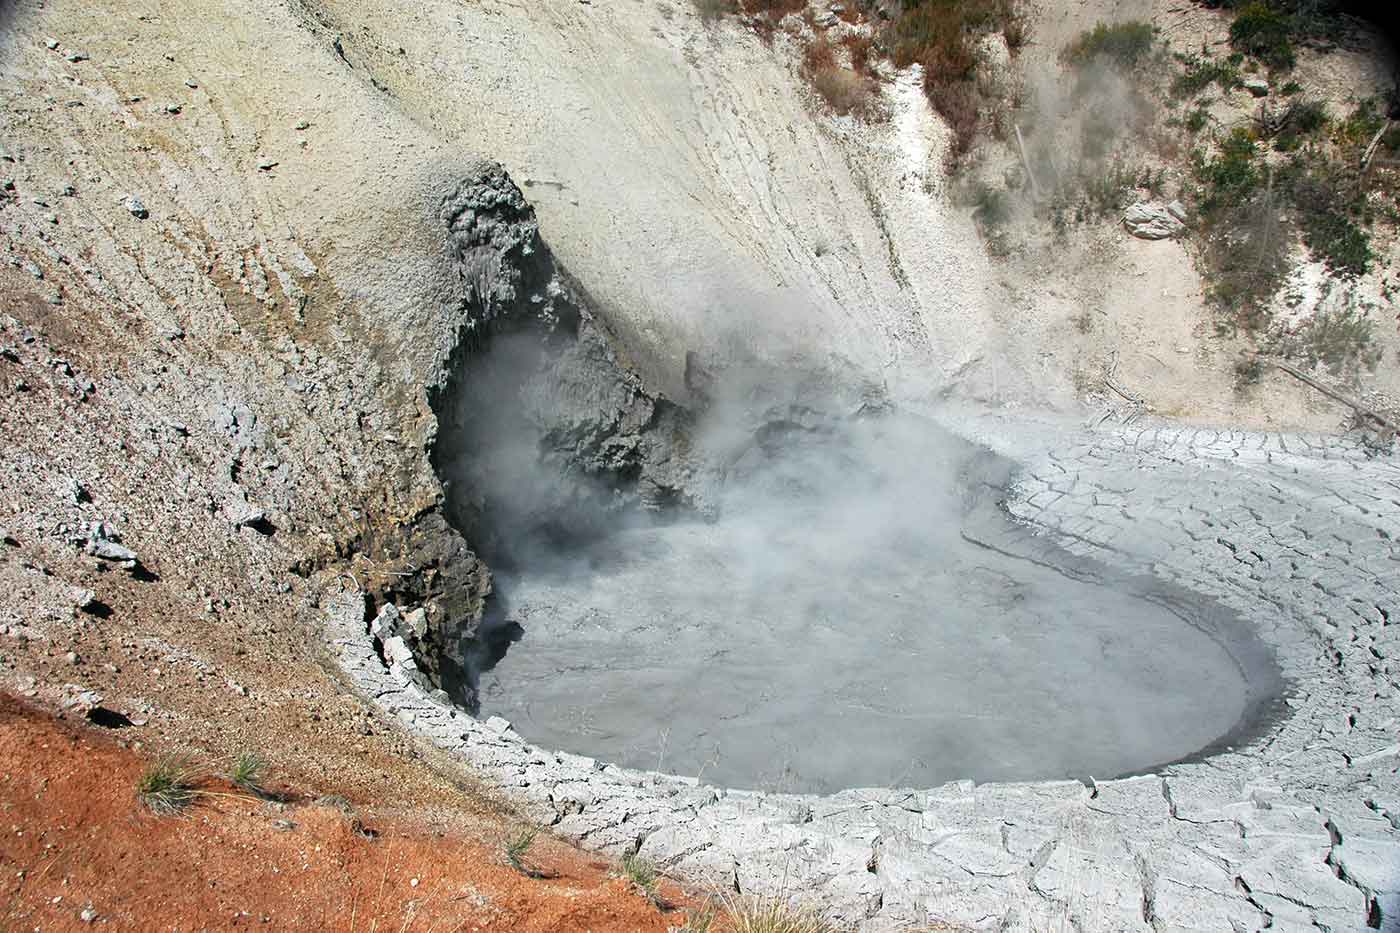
<box><xmin>0</xmin><ymin>693</ymin><xmax>689</xmax><ymax>931</ymax></box>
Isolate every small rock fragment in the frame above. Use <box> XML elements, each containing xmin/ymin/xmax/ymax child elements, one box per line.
<box><xmin>84</xmin><ymin>521</ymin><xmax>141</xmax><ymax>570</ymax></box>
<box><xmin>124</xmin><ymin>195</ymin><xmax>148</xmax><ymax>219</ymax></box>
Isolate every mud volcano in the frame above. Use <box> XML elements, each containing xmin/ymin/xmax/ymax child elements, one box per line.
<box><xmin>459</xmin><ymin>407</ymin><xmax>1280</xmax><ymax>794</ymax></box>
<box><xmin>427</xmin><ymin>170</ymin><xmax>1279</xmax><ymax>795</ymax></box>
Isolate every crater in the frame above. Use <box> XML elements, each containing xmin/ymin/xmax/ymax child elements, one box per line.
<box><xmin>467</xmin><ymin>412</ymin><xmax>1283</xmax><ymax>794</ymax></box>
<box><xmin>426</xmin><ymin>166</ymin><xmax>1283</xmax><ymax>796</ymax></box>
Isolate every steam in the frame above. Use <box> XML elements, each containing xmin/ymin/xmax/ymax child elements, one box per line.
<box><xmin>437</xmin><ymin>325</ymin><xmax>1276</xmax><ymax>793</ymax></box>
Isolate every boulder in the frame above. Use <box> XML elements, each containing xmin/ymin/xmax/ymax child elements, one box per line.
<box><xmin>1123</xmin><ymin>201</ymin><xmax>1185</xmax><ymax>240</ymax></box>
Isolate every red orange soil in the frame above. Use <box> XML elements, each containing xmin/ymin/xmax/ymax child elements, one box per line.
<box><xmin>0</xmin><ymin>694</ymin><xmax>691</xmax><ymax>931</ymax></box>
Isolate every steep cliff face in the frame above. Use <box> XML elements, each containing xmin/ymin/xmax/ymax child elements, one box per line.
<box><xmin>407</xmin><ymin>164</ymin><xmax>705</xmax><ymax>707</ymax></box>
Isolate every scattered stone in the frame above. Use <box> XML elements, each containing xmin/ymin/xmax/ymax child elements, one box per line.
<box><xmin>1244</xmin><ymin>77</ymin><xmax>1269</xmax><ymax>97</ymax></box>
<box><xmin>84</xmin><ymin>521</ymin><xmax>141</xmax><ymax>571</ymax></box>
<box><xmin>124</xmin><ymin>195</ymin><xmax>148</xmax><ymax>219</ymax></box>
<box><xmin>233</xmin><ymin>509</ymin><xmax>275</xmax><ymax>535</ymax></box>
<box><xmin>64</xmin><ymin>50</ymin><xmax>89</xmax><ymax>62</ymax></box>
<box><xmin>1123</xmin><ymin>201</ymin><xmax>1185</xmax><ymax>240</ymax></box>
<box><xmin>61</xmin><ymin>688</ymin><xmax>102</xmax><ymax>717</ymax></box>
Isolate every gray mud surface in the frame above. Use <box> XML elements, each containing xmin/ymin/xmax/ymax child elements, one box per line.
<box><xmin>478</xmin><ymin>417</ymin><xmax>1282</xmax><ymax>792</ymax></box>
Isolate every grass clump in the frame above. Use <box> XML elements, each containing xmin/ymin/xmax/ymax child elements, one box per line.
<box><xmin>1229</xmin><ymin>2</ymin><xmax>1296</xmax><ymax>71</ymax></box>
<box><xmin>1170</xmin><ymin>51</ymin><xmax>1242</xmax><ymax>99</ymax></box>
<box><xmin>1060</xmin><ymin>20</ymin><xmax>1156</xmax><ymax>70</ymax></box>
<box><xmin>227</xmin><ymin>751</ymin><xmax>268</xmax><ymax>796</ymax></box>
<box><xmin>137</xmin><ymin>756</ymin><xmax>201</xmax><ymax>816</ymax></box>
<box><xmin>721</xmin><ymin>893</ymin><xmax>837</xmax><ymax>933</ymax></box>
<box><xmin>621</xmin><ymin>852</ymin><xmax>663</xmax><ymax>905</ymax></box>
<box><xmin>504</xmin><ymin>826</ymin><xmax>540</xmax><ymax>876</ymax></box>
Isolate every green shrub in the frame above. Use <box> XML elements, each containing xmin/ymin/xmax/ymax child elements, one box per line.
<box><xmin>1284</xmin><ymin>159</ymin><xmax>1373</xmax><ymax>276</ymax></box>
<box><xmin>1061</xmin><ymin>21</ymin><xmax>1155</xmax><ymax>69</ymax></box>
<box><xmin>1171</xmin><ymin>53</ymin><xmax>1242</xmax><ymax>99</ymax></box>
<box><xmin>1229</xmin><ymin>3</ymin><xmax>1296</xmax><ymax>70</ymax></box>
<box><xmin>1272</xmin><ymin>99</ymin><xmax>1328</xmax><ymax>151</ymax></box>
<box><xmin>1195</xmin><ymin>128</ymin><xmax>1262</xmax><ymax>215</ymax></box>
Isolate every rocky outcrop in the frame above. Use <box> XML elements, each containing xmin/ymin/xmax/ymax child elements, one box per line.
<box><xmin>388</xmin><ymin>163</ymin><xmax>704</xmax><ymax>710</ymax></box>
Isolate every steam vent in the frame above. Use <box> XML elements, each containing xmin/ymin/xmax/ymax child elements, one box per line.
<box><xmin>3</xmin><ymin>0</ymin><xmax>1399</xmax><ymax>930</ymax></box>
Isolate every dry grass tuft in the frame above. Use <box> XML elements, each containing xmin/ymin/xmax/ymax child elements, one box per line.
<box><xmin>803</xmin><ymin>36</ymin><xmax>875</xmax><ymax>118</ymax></box>
<box><xmin>136</xmin><ymin>756</ymin><xmax>202</xmax><ymax>816</ymax></box>
<box><xmin>720</xmin><ymin>892</ymin><xmax>838</xmax><ymax>933</ymax></box>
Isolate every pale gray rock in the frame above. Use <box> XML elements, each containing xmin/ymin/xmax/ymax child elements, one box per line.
<box><xmin>1123</xmin><ymin>202</ymin><xmax>1185</xmax><ymax>239</ymax></box>
<box><xmin>84</xmin><ymin>522</ymin><xmax>138</xmax><ymax>566</ymax></box>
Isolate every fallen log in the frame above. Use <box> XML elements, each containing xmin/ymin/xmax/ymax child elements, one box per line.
<box><xmin>1272</xmin><ymin>360</ymin><xmax>1398</xmax><ymax>433</ymax></box>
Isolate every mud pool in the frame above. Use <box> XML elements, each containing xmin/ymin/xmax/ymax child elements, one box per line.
<box><xmin>473</xmin><ymin>415</ymin><xmax>1281</xmax><ymax>794</ymax></box>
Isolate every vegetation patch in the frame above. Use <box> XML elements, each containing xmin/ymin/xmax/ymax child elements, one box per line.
<box><xmin>720</xmin><ymin>892</ymin><xmax>838</xmax><ymax>933</ymax></box>
<box><xmin>1170</xmin><ymin>52</ymin><xmax>1243</xmax><ymax>100</ymax></box>
<box><xmin>1278</xmin><ymin>299</ymin><xmax>1383</xmax><ymax>376</ymax></box>
<box><xmin>137</xmin><ymin>756</ymin><xmax>202</xmax><ymax>816</ymax></box>
<box><xmin>227</xmin><ymin>751</ymin><xmax>268</xmax><ymax>797</ymax></box>
<box><xmin>1228</xmin><ymin>2</ymin><xmax>1296</xmax><ymax>71</ymax></box>
<box><xmin>504</xmin><ymin>825</ymin><xmax>543</xmax><ymax>877</ymax></box>
<box><xmin>890</xmin><ymin>0</ymin><xmax>1026</xmax><ymax>162</ymax></box>
<box><xmin>802</xmin><ymin>36</ymin><xmax>875</xmax><ymax>117</ymax></box>
<box><xmin>1060</xmin><ymin>20</ymin><xmax>1156</xmax><ymax>70</ymax></box>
